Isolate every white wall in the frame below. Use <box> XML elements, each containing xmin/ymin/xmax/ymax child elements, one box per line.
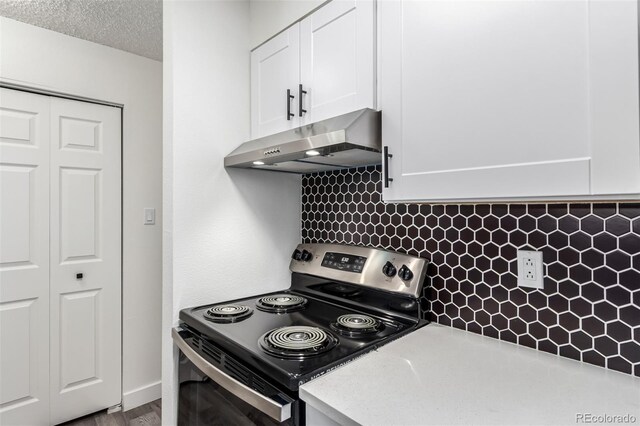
<box><xmin>0</xmin><ymin>17</ymin><xmax>163</xmax><ymax>410</ymax></box>
<box><xmin>163</xmin><ymin>1</ymin><xmax>301</xmax><ymax>424</ymax></box>
<box><xmin>249</xmin><ymin>0</ymin><xmax>326</xmax><ymax>48</ymax></box>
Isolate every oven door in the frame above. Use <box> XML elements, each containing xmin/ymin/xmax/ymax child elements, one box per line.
<box><xmin>173</xmin><ymin>328</ymin><xmax>299</xmax><ymax>426</ymax></box>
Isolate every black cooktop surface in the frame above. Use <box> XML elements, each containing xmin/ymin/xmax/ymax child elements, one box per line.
<box><xmin>179</xmin><ymin>286</ymin><xmax>424</xmax><ymax>391</ymax></box>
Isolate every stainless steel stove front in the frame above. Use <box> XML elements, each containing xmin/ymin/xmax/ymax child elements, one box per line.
<box><xmin>174</xmin><ymin>328</ymin><xmax>301</xmax><ymax>426</ymax></box>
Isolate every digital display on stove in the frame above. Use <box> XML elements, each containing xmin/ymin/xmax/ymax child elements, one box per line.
<box><xmin>321</xmin><ymin>252</ymin><xmax>367</xmax><ymax>273</ymax></box>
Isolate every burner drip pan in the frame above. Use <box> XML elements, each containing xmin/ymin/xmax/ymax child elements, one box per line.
<box><xmin>331</xmin><ymin>314</ymin><xmax>383</xmax><ymax>336</ymax></box>
<box><xmin>204</xmin><ymin>304</ymin><xmax>253</xmax><ymax>323</ymax></box>
<box><xmin>259</xmin><ymin>326</ymin><xmax>337</xmax><ymax>359</ymax></box>
<box><xmin>256</xmin><ymin>294</ymin><xmax>308</xmax><ymax>313</ymax></box>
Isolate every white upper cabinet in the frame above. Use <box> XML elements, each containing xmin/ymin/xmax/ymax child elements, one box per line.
<box><xmin>379</xmin><ymin>0</ymin><xmax>640</xmax><ymax>202</ymax></box>
<box><xmin>251</xmin><ymin>24</ymin><xmax>301</xmax><ymax>138</ymax></box>
<box><xmin>251</xmin><ymin>0</ymin><xmax>376</xmax><ymax>139</ymax></box>
<box><xmin>300</xmin><ymin>0</ymin><xmax>375</xmax><ymax>124</ymax></box>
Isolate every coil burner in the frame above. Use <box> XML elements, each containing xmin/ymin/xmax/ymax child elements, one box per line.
<box><xmin>204</xmin><ymin>304</ymin><xmax>253</xmax><ymax>323</ymax></box>
<box><xmin>256</xmin><ymin>294</ymin><xmax>308</xmax><ymax>313</ymax></box>
<box><xmin>259</xmin><ymin>326</ymin><xmax>337</xmax><ymax>358</ymax></box>
<box><xmin>330</xmin><ymin>314</ymin><xmax>383</xmax><ymax>337</ymax></box>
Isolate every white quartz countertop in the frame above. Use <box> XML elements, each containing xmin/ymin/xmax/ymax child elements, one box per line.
<box><xmin>300</xmin><ymin>324</ymin><xmax>640</xmax><ymax>425</ymax></box>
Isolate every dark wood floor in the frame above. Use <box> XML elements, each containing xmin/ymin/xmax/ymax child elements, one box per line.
<box><xmin>60</xmin><ymin>399</ymin><xmax>161</xmax><ymax>426</ymax></box>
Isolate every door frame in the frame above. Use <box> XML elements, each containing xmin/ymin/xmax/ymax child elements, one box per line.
<box><xmin>0</xmin><ymin>81</ymin><xmax>125</xmax><ymax>413</ymax></box>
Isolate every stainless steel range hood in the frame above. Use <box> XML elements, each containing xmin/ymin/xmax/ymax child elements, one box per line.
<box><xmin>224</xmin><ymin>108</ymin><xmax>381</xmax><ymax>173</ymax></box>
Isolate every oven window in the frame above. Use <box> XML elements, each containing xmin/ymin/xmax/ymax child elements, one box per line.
<box><xmin>178</xmin><ymin>350</ymin><xmax>298</xmax><ymax>426</ymax></box>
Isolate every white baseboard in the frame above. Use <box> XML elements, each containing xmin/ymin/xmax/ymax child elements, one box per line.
<box><xmin>122</xmin><ymin>380</ymin><xmax>162</xmax><ymax>411</ymax></box>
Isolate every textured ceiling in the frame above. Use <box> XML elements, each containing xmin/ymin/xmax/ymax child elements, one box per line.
<box><xmin>0</xmin><ymin>0</ymin><xmax>162</xmax><ymax>61</ymax></box>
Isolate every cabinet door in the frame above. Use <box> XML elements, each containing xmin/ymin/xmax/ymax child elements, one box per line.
<box><xmin>300</xmin><ymin>0</ymin><xmax>375</xmax><ymax>124</ymax></box>
<box><xmin>380</xmin><ymin>0</ymin><xmax>640</xmax><ymax>202</ymax></box>
<box><xmin>251</xmin><ymin>23</ymin><xmax>301</xmax><ymax>138</ymax></box>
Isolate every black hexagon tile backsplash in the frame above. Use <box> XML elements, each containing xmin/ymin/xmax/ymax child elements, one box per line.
<box><xmin>301</xmin><ymin>165</ymin><xmax>640</xmax><ymax>377</ymax></box>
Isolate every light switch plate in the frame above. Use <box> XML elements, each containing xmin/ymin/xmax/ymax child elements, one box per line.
<box><xmin>517</xmin><ymin>250</ymin><xmax>544</xmax><ymax>289</ymax></box>
<box><xmin>144</xmin><ymin>208</ymin><xmax>155</xmax><ymax>225</ymax></box>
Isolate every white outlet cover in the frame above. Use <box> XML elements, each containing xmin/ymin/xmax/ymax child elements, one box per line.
<box><xmin>517</xmin><ymin>250</ymin><xmax>544</xmax><ymax>289</ymax></box>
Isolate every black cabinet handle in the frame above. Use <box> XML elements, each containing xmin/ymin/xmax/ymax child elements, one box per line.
<box><xmin>287</xmin><ymin>89</ymin><xmax>295</xmax><ymax>120</ymax></box>
<box><xmin>383</xmin><ymin>146</ymin><xmax>393</xmax><ymax>188</ymax></box>
<box><xmin>299</xmin><ymin>84</ymin><xmax>307</xmax><ymax>117</ymax></box>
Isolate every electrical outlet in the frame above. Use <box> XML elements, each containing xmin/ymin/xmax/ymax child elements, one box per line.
<box><xmin>517</xmin><ymin>250</ymin><xmax>544</xmax><ymax>289</ymax></box>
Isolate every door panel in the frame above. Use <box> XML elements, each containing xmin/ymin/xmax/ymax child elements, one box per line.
<box><xmin>59</xmin><ymin>117</ymin><xmax>101</xmax><ymax>151</ymax></box>
<box><xmin>380</xmin><ymin>0</ymin><xmax>640</xmax><ymax>202</ymax></box>
<box><xmin>0</xmin><ymin>88</ymin><xmax>50</xmax><ymax>426</ymax></box>
<box><xmin>59</xmin><ymin>290</ymin><xmax>100</xmax><ymax>391</ymax></box>
<box><xmin>251</xmin><ymin>24</ymin><xmax>301</xmax><ymax>138</ymax></box>
<box><xmin>588</xmin><ymin>0</ymin><xmax>640</xmax><ymax>194</ymax></box>
<box><xmin>300</xmin><ymin>0</ymin><xmax>374</xmax><ymax>124</ymax></box>
<box><xmin>49</xmin><ymin>98</ymin><xmax>121</xmax><ymax>425</ymax></box>
<box><xmin>60</xmin><ymin>168</ymin><xmax>100</xmax><ymax>262</ymax></box>
<box><xmin>0</xmin><ymin>166</ymin><xmax>33</xmax><ymax>264</ymax></box>
<box><xmin>0</xmin><ymin>300</ymin><xmax>35</xmax><ymax>406</ymax></box>
<box><xmin>402</xmin><ymin>1</ymin><xmax>590</xmax><ymax>175</ymax></box>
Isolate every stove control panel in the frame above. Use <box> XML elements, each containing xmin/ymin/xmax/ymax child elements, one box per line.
<box><xmin>290</xmin><ymin>243</ymin><xmax>429</xmax><ymax>299</ymax></box>
<box><xmin>321</xmin><ymin>252</ymin><xmax>367</xmax><ymax>273</ymax></box>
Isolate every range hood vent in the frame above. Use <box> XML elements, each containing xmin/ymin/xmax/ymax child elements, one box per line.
<box><xmin>224</xmin><ymin>108</ymin><xmax>381</xmax><ymax>174</ymax></box>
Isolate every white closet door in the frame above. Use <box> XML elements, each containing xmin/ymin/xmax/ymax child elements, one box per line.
<box><xmin>49</xmin><ymin>98</ymin><xmax>121</xmax><ymax>424</ymax></box>
<box><xmin>0</xmin><ymin>89</ymin><xmax>50</xmax><ymax>426</ymax></box>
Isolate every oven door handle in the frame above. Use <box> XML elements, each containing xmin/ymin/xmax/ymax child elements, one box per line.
<box><xmin>172</xmin><ymin>328</ymin><xmax>292</xmax><ymax>422</ymax></box>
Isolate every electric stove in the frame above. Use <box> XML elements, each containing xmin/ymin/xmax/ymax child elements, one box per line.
<box><xmin>174</xmin><ymin>243</ymin><xmax>429</xmax><ymax>425</ymax></box>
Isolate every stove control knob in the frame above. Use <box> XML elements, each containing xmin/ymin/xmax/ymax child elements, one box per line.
<box><xmin>382</xmin><ymin>261</ymin><xmax>397</xmax><ymax>278</ymax></box>
<box><xmin>292</xmin><ymin>249</ymin><xmax>302</xmax><ymax>261</ymax></box>
<box><xmin>301</xmin><ymin>250</ymin><xmax>313</xmax><ymax>262</ymax></box>
<box><xmin>398</xmin><ymin>265</ymin><xmax>414</xmax><ymax>281</ymax></box>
